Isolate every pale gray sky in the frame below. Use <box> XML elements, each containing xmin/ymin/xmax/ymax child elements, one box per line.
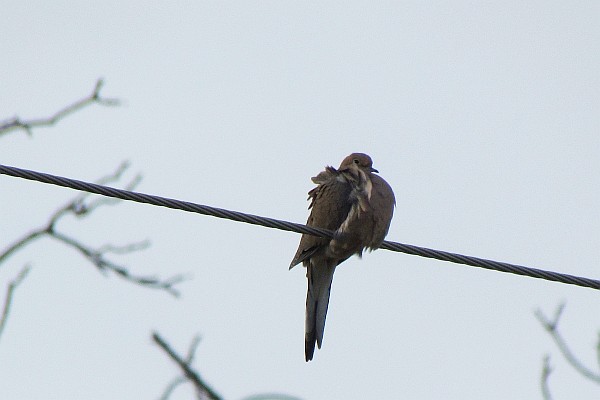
<box><xmin>1</xmin><ymin>1</ymin><xmax>598</xmax><ymax>399</ymax></box>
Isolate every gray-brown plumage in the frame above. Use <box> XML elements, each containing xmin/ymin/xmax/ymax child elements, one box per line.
<box><xmin>290</xmin><ymin>153</ymin><xmax>395</xmax><ymax>361</ymax></box>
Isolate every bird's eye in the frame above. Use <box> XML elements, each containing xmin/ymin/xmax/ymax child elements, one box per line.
<box><xmin>353</xmin><ymin>159</ymin><xmax>359</xmax><ymax>164</ymax></box>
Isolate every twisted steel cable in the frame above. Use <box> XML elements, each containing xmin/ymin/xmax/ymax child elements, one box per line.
<box><xmin>1</xmin><ymin>163</ymin><xmax>598</xmax><ymax>291</ymax></box>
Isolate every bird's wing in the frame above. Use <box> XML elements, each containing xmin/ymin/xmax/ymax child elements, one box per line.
<box><xmin>289</xmin><ymin>170</ymin><xmax>353</xmax><ymax>268</ymax></box>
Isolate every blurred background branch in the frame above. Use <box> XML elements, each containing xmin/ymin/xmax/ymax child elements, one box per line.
<box><xmin>536</xmin><ymin>303</ymin><xmax>600</xmax><ymax>384</ymax></box>
<box><xmin>152</xmin><ymin>331</ymin><xmax>304</xmax><ymax>400</ymax></box>
<box><xmin>0</xmin><ymin>161</ymin><xmax>185</xmax><ymax>296</ymax></box>
<box><xmin>0</xmin><ymin>78</ymin><xmax>119</xmax><ymax>137</ymax></box>
<box><xmin>0</xmin><ymin>81</ymin><xmax>185</xmax><ymax>345</ymax></box>
<box><xmin>152</xmin><ymin>331</ymin><xmax>222</xmax><ymax>400</ymax></box>
<box><xmin>540</xmin><ymin>355</ymin><xmax>553</xmax><ymax>400</ymax></box>
<box><xmin>536</xmin><ymin>303</ymin><xmax>600</xmax><ymax>399</ymax></box>
<box><xmin>0</xmin><ymin>265</ymin><xmax>31</xmax><ymax>342</ymax></box>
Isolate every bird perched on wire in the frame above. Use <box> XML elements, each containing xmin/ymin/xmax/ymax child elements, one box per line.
<box><xmin>290</xmin><ymin>153</ymin><xmax>395</xmax><ymax>361</ymax></box>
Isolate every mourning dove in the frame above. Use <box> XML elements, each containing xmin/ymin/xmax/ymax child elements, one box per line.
<box><xmin>290</xmin><ymin>153</ymin><xmax>395</xmax><ymax>361</ymax></box>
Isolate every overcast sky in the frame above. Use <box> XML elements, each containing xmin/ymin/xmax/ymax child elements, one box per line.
<box><xmin>1</xmin><ymin>1</ymin><xmax>598</xmax><ymax>399</ymax></box>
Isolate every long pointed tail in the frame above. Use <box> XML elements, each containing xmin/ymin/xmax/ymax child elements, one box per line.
<box><xmin>305</xmin><ymin>260</ymin><xmax>336</xmax><ymax>361</ymax></box>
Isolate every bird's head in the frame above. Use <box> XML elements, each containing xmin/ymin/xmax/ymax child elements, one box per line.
<box><xmin>339</xmin><ymin>153</ymin><xmax>378</xmax><ymax>173</ymax></box>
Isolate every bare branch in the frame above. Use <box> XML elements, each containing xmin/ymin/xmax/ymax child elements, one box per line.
<box><xmin>541</xmin><ymin>355</ymin><xmax>553</xmax><ymax>400</ymax></box>
<box><xmin>152</xmin><ymin>332</ymin><xmax>222</xmax><ymax>400</ymax></box>
<box><xmin>97</xmin><ymin>240</ymin><xmax>151</xmax><ymax>255</ymax></box>
<box><xmin>185</xmin><ymin>335</ymin><xmax>202</xmax><ymax>364</ymax></box>
<box><xmin>0</xmin><ymin>79</ymin><xmax>120</xmax><ymax>136</ymax></box>
<box><xmin>95</xmin><ymin>160</ymin><xmax>131</xmax><ymax>186</ymax></box>
<box><xmin>81</xmin><ymin>162</ymin><xmax>143</xmax><ymax>214</ymax></box>
<box><xmin>0</xmin><ymin>163</ymin><xmax>184</xmax><ymax>296</ymax></box>
<box><xmin>0</xmin><ymin>265</ymin><xmax>31</xmax><ymax>341</ymax></box>
<box><xmin>158</xmin><ymin>376</ymin><xmax>187</xmax><ymax>400</ymax></box>
<box><xmin>597</xmin><ymin>333</ymin><xmax>600</xmax><ymax>371</ymax></box>
<box><xmin>152</xmin><ymin>332</ymin><xmax>302</xmax><ymax>400</ymax></box>
<box><xmin>0</xmin><ymin>231</ymin><xmax>46</xmax><ymax>266</ymax></box>
<box><xmin>536</xmin><ymin>304</ymin><xmax>600</xmax><ymax>384</ymax></box>
<box><xmin>50</xmin><ymin>161</ymin><xmax>141</xmax><ymax>229</ymax></box>
<box><xmin>48</xmin><ymin>231</ymin><xmax>183</xmax><ymax>296</ymax></box>
<box><xmin>157</xmin><ymin>336</ymin><xmax>201</xmax><ymax>400</ymax></box>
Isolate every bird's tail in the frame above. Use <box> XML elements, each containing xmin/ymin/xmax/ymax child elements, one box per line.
<box><xmin>305</xmin><ymin>260</ymin><xmax>336</xmax><ymax>361</ymax></box>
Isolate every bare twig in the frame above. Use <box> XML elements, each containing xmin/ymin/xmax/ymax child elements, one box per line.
<box><xmin>0</xmin><ymin>265</ymin><xmax>31</xmax><ymax>341</ymax></box>
<box><xmin>152</xmin><ymin>332</ymin><xmax>222</xmax><ymax>400</ymax></box>
<box><xmin>0</xmin><ymin>163</ymin><xmax>185</xmax><ymax>296</ymax></box>
<box><xmin>97</xmin><ymin>240</ymin><xmax>151</xmax><ymax>255</ymax></box>
<box><xmin>157</xmin><ymin>334</ymin><xmax>203</xmax><ymax>400</ymax></box>
<box><xmin>536</xmin><ymin>303</ymin><xmax>600</xmax><ymax>384</ymax></box>
<box><xmin>0</xmin><ymin>79</ymin><xmax>120</xmax><ymax>136</ymax></box>
<box><xmin>185</xmin><ymin>335</ymin><xmax>203</xmax><ymax>364</ymax></box>
<box><xmin>47</xmin><ymin>161</ymin><xmax>137</xmax><ymax>230</ymax></box>
<box><xmin>158</xmin><ymin>376</ymin><xmax>187</xmax><ymax>400</ymax></box>
<box><xmin>0</xmin><ymin>231</ymin><xmax>46</xmax><ymax>267</ymax></box>
<box><xmin>48</xmin><ymin>231</ymin><xmax>183</xmax><ymax>297</ymax></box>
<box><xmin>541</xmin><ymin>355</ymin><xmax>553</xmax><ymax>400</ymax></box>
<box><xmin>597</xmin><ymin>333</ymin><xmax>600</xmax><ymax>372</ymax></box>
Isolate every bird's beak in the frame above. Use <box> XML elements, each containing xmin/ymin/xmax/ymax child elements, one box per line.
<box><xmin>370</xmin><ymin>167</ymin><xmax>379</xmax><ymax>173</ymax></box>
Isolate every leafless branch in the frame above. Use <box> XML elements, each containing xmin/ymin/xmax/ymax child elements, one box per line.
<box><xmin>0</xmin><ymin>231</ymin><xmax>46</xmax><ymax>267</ymax></box>
<box><xmin>158</xmin><ymin>376</ymin><xmax>187</xmax><ymax>400</ymax></box>
<box><xmin>97</xmin><ymin>241</ymin><xmax>151</xmax><ymax>255</ymax></box>
<box><xmin>0</xmin><ymin>79</ymin><xmax>120</xmax><ymax>136</ymax></box>
<box><xmin>536</xmin><ymin>303</ymin><xmax>600</xmax><ymax>384</ymax></box>
<box><xmin>152</xmin><ymin>331</ymin><xmax>222</xmax><ymax>400</ymax></box>
<box><xmin>0</xmin><ymin>265</ymin><xmax>31</xmax><ymax>341</ymax></box>
<box><xmin>157</xmin><ymin>334</ymin><xmax>202</xmax><ymax>400</ymax></box>
<box><xmin>597</xmin><ymin>333</ymin><xmax>600</xmax><ymax>372</ymax></box>
<box><xmin>0</xmin><ymin>163</ymin><xmax>185</xmax><ymax>296</ymax></box>
<box><xmin>541</xmin><ymin>355</ymin><xmax>553</xmax><ymax>400</ymax></box>
<box><xmin>48</xmin><ymin>231</ymin><xmax>183</xmax><ymax>297</ymax></box>
<box><xmin>46</xmin><ymin>161</ymin><xmax>138</xmax><ymax>230</ymax></box>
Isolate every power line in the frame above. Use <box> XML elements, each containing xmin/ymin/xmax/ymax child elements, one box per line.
<box><xmin>1</xmin><ymin>163</ymin><xmax>598</xmax><ymax>291</ymax></box>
